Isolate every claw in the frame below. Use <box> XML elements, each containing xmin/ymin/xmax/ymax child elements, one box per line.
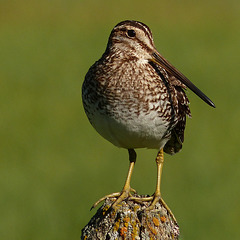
<box><xmin>130</xmin><ymin>187</ymin><xmax>137</xmax><ymax>194</ymax></box>
<box><xmin>111</xmin><ymin>189</ymin><xmax>131</xmax><ymax>209</ymax></box>
<box><xmin>129</xmin><ymin>193</ymin><xmax>177</xmax><ymax>224</ymax></box>
<box><xmin>91</xmin><ymin>192</ymin><xmax>120</xmax><ymax>210</ymax></box>
<box><xmin>91</xmin><ymin>186</ymin><xmax>136</xmax><ymax>210</ymax></box>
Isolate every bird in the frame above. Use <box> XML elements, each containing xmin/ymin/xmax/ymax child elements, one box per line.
<box><xmin>82</xmin><ymin>20</ymin><xmax>215</xmax><ymax>221</ymax></box>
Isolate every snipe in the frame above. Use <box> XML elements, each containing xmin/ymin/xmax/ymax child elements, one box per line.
<box><xmin>82</xmin><ymin>20</ymin><xmax>215</xmax><ymax>222</ymax></box>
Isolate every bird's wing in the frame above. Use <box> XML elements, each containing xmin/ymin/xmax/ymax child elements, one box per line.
<box><xmin>163</xmin><ymin>75</ymin><xmax>191</xmax><ymax>155</ymax></box>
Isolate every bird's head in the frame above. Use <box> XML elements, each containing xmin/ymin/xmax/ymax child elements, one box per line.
<box><xmin>106</xmin><ymin>20</ymin><xmax>215</xmax><ymax>108</ymax></box>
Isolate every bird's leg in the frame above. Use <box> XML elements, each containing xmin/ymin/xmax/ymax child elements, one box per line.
<box><xmin>111</xmin><ymin>149</ymin><xmax>137</xmax><ymax>208</ymax></box>
<box><xmin>145</xmin><ymin>148</ymin><xmax>164</xmax><ymax>209</ymax></box>
<box><xmin>91</xmin><ymin>149</ymin><xmax>137</xmax><ymax>209</ymax></box>
<box><xmin>129</xmin><ymin>149</ymin><xmax>177</xmax><ymax>223</ymax></box>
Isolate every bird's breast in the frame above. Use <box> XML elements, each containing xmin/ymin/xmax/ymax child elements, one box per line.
<box><xmin>82</xmin><ymin>59</ymin><xmax>175</xmax><ymax>149</ymax></box>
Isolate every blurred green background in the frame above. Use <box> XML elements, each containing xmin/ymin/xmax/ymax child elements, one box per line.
<box><xmin>0</xmin><ymin>0</ymin><xmax>239</xmax><ymax>239</ymax></box>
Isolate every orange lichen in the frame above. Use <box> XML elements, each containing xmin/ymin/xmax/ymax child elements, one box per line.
<box><xmin>113</xmin><ymin>219</ymin><xmax>120</xmax><ymax>232</ymax></box>
<box><xmin>160</xmin><ymin>215</ymin><xmax>167</xmax><ymax>223</ymax></box>
<box><xmin>149</xmin><ymin>226</ymin><xmax>157</xmax><ymax>235</ymax></box>
<box><xmin>120</xmin><ymin>226</ymin><xmax>128</xmax><ymax>237</ymax></box>
<box><xmin>123</xmin><ymin>216</ymin><xmax>130</xmax><ymax>227</ymax></box>
<box><xmin>110</xmin><ymin>208</ymin><xmax>117</xmax><ymax>218</ymax></box>
<box><xmin>133</xmin><ymin>205</ymin><xmax>140</xmax><ymax>212</ymax></box>
<box><xmin>102</xmin><ymin>205</ymin><xmax>110</xmax><ymax>215</ymax></box>
<box><xmin>131</xmin><ymin>218</ymin><xmax>140</xmax><ymax>240</ymax></box>
<box><xmin>146</xmin><ymin>218</ymin><xmax>157</xmax><ymax>235</ymax></box>
<box><xmin>152</xmin><ymin>217</ymin><xmax>160</xmax><ymax>227</ymax></box>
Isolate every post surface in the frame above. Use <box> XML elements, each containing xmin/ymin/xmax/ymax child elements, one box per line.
<box><xmin>81</xmin><ymin>195</ymin><xmax>180</xmax><ymax>240</ymax></box>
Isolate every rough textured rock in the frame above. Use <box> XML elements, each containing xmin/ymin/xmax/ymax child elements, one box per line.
<box><xmin>81</xmin><ymin>195</ymin><xmax>179</xmax><ymax>239</ymax></box>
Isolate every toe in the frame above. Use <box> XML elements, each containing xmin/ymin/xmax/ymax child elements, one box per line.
<box><xmin>91</xmin><ymin>192</ymin><xmax>121</xmax><ymax>209</ymax></box>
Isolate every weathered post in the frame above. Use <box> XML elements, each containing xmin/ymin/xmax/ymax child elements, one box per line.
<box><xmin>81</xmin><ymin>195</ymin><xmax>179</xmax><ymax>240</ymax></box>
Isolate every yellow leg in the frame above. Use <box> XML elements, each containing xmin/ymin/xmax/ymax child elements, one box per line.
<box><xmin>145</xmin><ymin>148</ymin><xmax>164</xmax><ymax>209</ymax></box>
<box><xmin>91</xmin><ymin>149</ymin><xmax>137</xmax><ymax>209</ymax></box>
<box><xmin>129</xmin><ymin>149</ymin><xmax>177</xmax><ymax>223</ymax></box>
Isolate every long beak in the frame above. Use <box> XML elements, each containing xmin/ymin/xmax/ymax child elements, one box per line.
<box><xmin>151</xmin><ymin>52</ymin><xmax>215</xmax><ymax>108</ymax></box>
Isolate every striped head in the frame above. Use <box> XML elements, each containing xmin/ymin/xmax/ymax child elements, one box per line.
<box><xmin>106</xmin><ymin>20</ymin><xmax>156</xmax><ymax>61</ymax></box>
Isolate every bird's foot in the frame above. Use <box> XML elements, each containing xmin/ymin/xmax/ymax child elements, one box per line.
<box><xmin>129</xmin><ymin>193</ymin><xmax>177</xmax><ymax>224</ymax></box>
<box><xmin>91</xmin><ymin>187</ymin><xmax>137</xmax><ymax>210</ymax></box>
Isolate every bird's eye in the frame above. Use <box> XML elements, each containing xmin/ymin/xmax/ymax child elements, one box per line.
<box><xmin>127</xmin><ymin>29</ymin><xmax>136</xmax><ymax>38</ymax></box>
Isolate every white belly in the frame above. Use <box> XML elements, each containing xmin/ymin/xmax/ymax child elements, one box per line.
<box><xmin>90</xmin><ymin>108</ymin><xmax>169</xmax><ymax>150</ymax></box>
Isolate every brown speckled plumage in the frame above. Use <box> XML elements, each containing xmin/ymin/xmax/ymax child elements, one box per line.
<box><xmin>82</xmin><ymin>20</ymin><xmax>193</xmax><ymax>154</ymax></box>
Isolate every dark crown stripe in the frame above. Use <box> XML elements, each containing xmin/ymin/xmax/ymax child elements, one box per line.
<box><xmin>114</xmin><ymin>20</ymin><xmax>154</xmax><ymax>46</ymax></box>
